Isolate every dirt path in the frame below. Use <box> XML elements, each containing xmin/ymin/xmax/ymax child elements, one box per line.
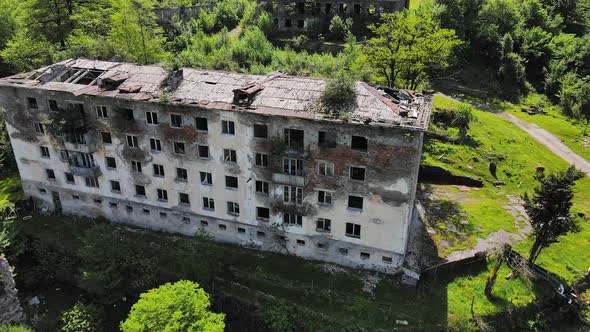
<box><xmin>436</xmin><ymin>93</ymin><xmax>590</xmax><ymax>177</ymax></box>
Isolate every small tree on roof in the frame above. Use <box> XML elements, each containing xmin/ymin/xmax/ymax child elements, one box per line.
<box><xmin>522</xmin><ymin>166</ymin><xmax>584</xmax><ymax>264</ymax></box>
<box><xmin>320</xmin><ymin>71</ymin><xmax>356</xmax><ymax>114</ymax></box>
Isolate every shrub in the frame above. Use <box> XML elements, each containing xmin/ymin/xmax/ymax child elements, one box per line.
<box><xmin>60</xmin><ymin>303</ymin><xmax>100</xmax><ymax>332</ymax></box>
<box><xmin>328</xmin><ymin>16</ymin><xmax>352</xmax><ymax>41</ymax></box>
<box><xmin>257</xmin><ymin>11</ymin><xmax>275</xmax><ymax>37</ymax></box>
<box><xmin>321</xmin><ymin>72</ymin><xmax>357</xmax><ymax>111</ymax></box>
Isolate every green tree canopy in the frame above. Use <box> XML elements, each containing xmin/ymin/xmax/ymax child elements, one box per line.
<box><xmin>366</xmin><ymin>4</ymin><xmax>461</xmax><ymax>89</ymax></box>
<box><xmin>120</xmin><ymin>280</ymin><xmax>225</xmax><ymax>332</ymax></box>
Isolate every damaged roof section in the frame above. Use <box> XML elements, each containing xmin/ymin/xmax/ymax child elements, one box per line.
<box><xmin>0</xmin><ymin>58</ymin><xmax>432</xmax><ymax>130</ymax></box>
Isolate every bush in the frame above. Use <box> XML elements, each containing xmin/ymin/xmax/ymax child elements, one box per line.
<box><xmin>304</xmin><ymin>18</ymin><xmax>322</xmax><ymax>38</ymax></box>
<box><xmin>257</xmin><ymin>11</ymin><xmax>275</xmax><ymax>37</ymax></box>
<box><xmin>60</xmin><ymin>303</ymin><xmax>100</xmax><ymax>332</ymax></box>
<box><xmin>328</xmin><ymin>16</ymin><xmax>352</xmax><ymax>41</ymax></box>
<box><xmin>321</xmin><ymin>72</ymin><xmax>357</xmax><ymax>111</ymax></box>
<box><xmin>0</xmin><ymin>325</ymin><xmax>34</xmax><ymax>332</ymax></box>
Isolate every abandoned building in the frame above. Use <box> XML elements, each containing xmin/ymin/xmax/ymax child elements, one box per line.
<box><xmin>0</xmin><ymin>59</ymin><xmax>431</xmax><ymax>273</ymax></box>
<box><xmin>260</xmin><ymin>0</ymin><xmax>409</xmax><ymax>31</ymax></box>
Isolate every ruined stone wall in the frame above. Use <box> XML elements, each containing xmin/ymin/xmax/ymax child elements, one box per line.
<box><xmin>0</xmin><ymin>257</ymin><xmax>25</xmax><ymax>324</ymax></box>
<box><xmin>2</xmin><ymin>85</ymin><xmax>423</xmax><ymax>273</ymax></box>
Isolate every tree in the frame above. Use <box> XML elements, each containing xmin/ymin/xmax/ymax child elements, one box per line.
<box><xmin>120</xmin><ymin>280</ymin><xmax>225</xmax><ymax>332</ymax></box>
<box><xmin>366</xmin><ymin>5</ymin><xmax>461</xmax><ymax>88</ymax></box>
<box><xmin>321</xmin><ymin>71</ymin><xmax>357</xmax><ymax>112</ymax></box>
<box><xmin>0</xmin><ymin>29</ymin><xmax>54</xmax><ymax>73</ymax></box>
<box><xmin>328</xmin><ymin>16</ymin><xmax>352</xmax><ymax>41</ymax></box>
<box><xmin>60</xmin><ymin>303</ymin><xmax>100</xmax><ymax>332</ymax></box>
<box><xmin>522</xmin><ymin>166</ymin><xmax>584</xmax><ymax>263</ymax></box>
<box><xmin>109</xmin><ymin>0</ymin><xmax>169</xmax><ymax>64</ymax></box>
<box><xmin>497</xmin><ymin>34</ymin><xmax>529</xmax><ymax>99</ymax></box>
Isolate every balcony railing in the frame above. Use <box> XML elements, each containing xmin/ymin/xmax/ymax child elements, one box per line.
<box><xmin>68</xmin><ymin>165</ymin><xmax>101</xmax><ymax>177</ymax></box>
<box><xmin>272</xmin><ymin>172</ymin><xmax>306</xmax><ymax>187</ymax></box>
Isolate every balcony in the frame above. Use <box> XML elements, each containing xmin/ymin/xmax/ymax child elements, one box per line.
<box><xmin>272</xmin><ymin>172</ymin><xmax>306</xmax><ymax>187</ymax></box>
<box><xmin>68</xmin><ymin>165</ymin><xmax>101</xmax><ymax>177</ymax></box>
<box><xmin>63</xmin><ymin>132</ymin><xmax>97</xmax><ymax>154</ymax></box>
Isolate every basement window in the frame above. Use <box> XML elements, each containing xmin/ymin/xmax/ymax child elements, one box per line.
<box><xmin>142</xmin><ymin>208</ymin><xmax>150</xmax><ymax>215</ymax></box>
<box><xmin>348</xmin><ymin>195</ymin><xmax>364</xmax><ymax>210</ymax></box>
<box><xmin>382</xmin><ymin>256</ymin><xmax>393</xmax><ymax>264</ymax></box>
<box><xmin>126</xmin><ymin>205</ymin><xmax>133</xmax><ymax>213</ymax></box>
<box><xmin>351</xmin><ymin>136</ymin><xmax>368</xmax><ymax>151</ymax></box>
<box><xmin>201</xmin><ymin>220</ymin><xmax>209</xmax><ymax>227</ymax></box>
<box><xmin>94</xmin><ymin>199</ymin><xmax>102</xmax><ymax>205</ymax></box>
<box><xmin>39</xmin><ymin>188</ymin><xmax>47</xmax><ymax>194</ymax></box>
<box><xmin>160</xmin><ymin>212</ymin><xmax>167</xmax><ymax>219</ymax></box>
<box><xmin>182</xmin><ymin>217</ymin><xmax>190</xmax><ymax>223</ymax></box>
<box><xmin>317</xmin><ymin>243</ymin><xmax>327</xmax><ymax>249</ymax></box>
<box><xmin>72</xmin><ymin>194</ymin><xmax>80</xmax><ymax>200</ymax></box>
<box><xmin>219</xmin><ymin>224</ymin><xmax>227</xmax><ymax>231</ymax></box>
<box><xmin>257</xmin><ymin>231</ymin><xmax>266</xmax><ymax>238</ymax></box>
<box><xmin>253</xmin><ymin>124</ymin><xmax>268</xmax><ymax>138</ymax></box>
<box><xmin>238</xmin><ymin>227</ymin><xmax>246</xmax><ymax>234</ymax></box>
<box><xmin>360</xmin><ymin>252</ymin><xmax>371</xmax><ymax>260</ymax></box>
<box><xmin>296</xmin><ymin>239</ymin><xmax>305</xmax><ymax>246</ymax></box>
<box><xmin>109</xmin><ymin>202</ymin><xmax>118</xmax><ymax>209</ymax></box>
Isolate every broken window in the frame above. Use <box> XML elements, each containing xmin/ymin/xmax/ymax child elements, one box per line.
<box><xmin>317</xmin><ymin>190</ymin><xmax>332</xmax><ymax>205</ymax></box>
<box><xmin>131</xmin><ymin>160</ymin><xmax>142</xmax><ymax>173</ymax></box>
<box><xmin>350</xmin><ymin>166</ymin><xmax>366</xmax><ymax>181</ymax></box>
<box><xmin>227</xmin><ymin>201</ymin><xmax>240</xmax><ymax>215</ymax></box>
<box><xmin>297</xmin><ymin>20</ymin><xmax>304</xmax><ymax>28</ymax></box>
<box><xmin>28</xmin><ymin>97</ymin><xmax>38</xmax><ymax>109</ymax></box>
<box><xmin>40</xmin><ymin>146</ymin><xmax>50</xmax><ymax>158</ymax></box>
<box><xmin>33</xmin><ymin>121</ymin><xmax>44</xmax><ymax>134</ymax></box>
<box><xmin>296</xmin><ymin>239</ymin><xmax>305</xmax><ymax>246</ymax></box>
<box><xmin>105</xmin><ymin>156</ymin><xmax>116</xmax><ymax>169</ymax></box>
<box><xmin>223</xmin><ymin>149</ymin><xmax>237</xmax><ymax>163</ymax></box>
<box><xmin>257</xmin><ymin>231</ymin><xmax>266</xmax><ymax>237</ymax></box>
<box><xmin>382</xmin><ymin>256</ymin><xmax>393</xmax><ymax>264</ymax></box>
<box><xmin>123</xmin><ymin>108</ymin><xmax>134</xmax><ymax>120</ymax></box>
<box><xmin>297</xmin><ymin>2</ymin><xmax>305</xmax><ymax>14</ymax></box>
<box><xmin>318</xmin><ymin>131</ymin><xmax>337</xmax><ymax>147</ymax></box>
<box><xmin>351</xmin><ymin>135</ymin><xmax>368</xmax><ymax>151</ymax></box>
<box><xmin>157</xmin><ymin>188</ymin><xmax>168</xmax><ymax>201</ymax></box>
<box><xmin>283</xmin><ymin>185</ymin><xmax>303</xmax><ymax>205</ymax></box>
<box><xmin>146</xmin><ymin>111</ymin><xmax>158</xmax><ymax>124</ymax></box>
<box><xmin>257</xmin><ymin>207</ymin><xmax>270</xmax><ymax>221</ymax></box>
<box><xmin>150</xmin><ymin>138</ymin><xmax>162</xmax><ymax>151</ymax></box>
<box><xmin>316</xmin><ymin>218</ymin><xmax>331</xmax><ymax>232</ymax></box>
<box><xmin>284</xmin><ymin>128</ymin><xmax>304</xmax><ymax>150</ymax></box>
<box><xmin>48</xmin><ymin>100</ymin><xmax>59</xmax><ymax>112</ymax></box>
<box><xmin>256</xmin><ymin>180</ymin><xmax>269</xmax><ymax>195</ymax></box>
<box><xmin>96</xmin><ymin>106</ymin><xmax>108</xmax><ymax>118</ymax></box>
<box><xmin>126</xmin><ymin>135</ymin><xmax>139</xmax><ymax>148</ymax></box>
<box><xmin>101</xmin><ymin>132</ymin><xmax>112</xmax><ymax>144</ymax></box>
<box><xmin>135</xmin><ymin>185</ymin><xmax>146</xmax><ymax>196</ymax></box>
<box><xmin>200</xmin><ymin>172</ymin><xmax>213</xmax><ymax>185</ymax></box>
<box><xmin>360</xmin><ymin>252</ymin><xmax>370</xmax><ymax>260</ymax></box>
<box><xmin>283</xmin><ymin>158</ymin><xmax>304</xmax><ymax>176</ymax></box>
<box><xmin>64</xmin><ymin>172</ymin><xmax>75</xmax><ymax>184</ymax></box>
<box><xmin>173</xmin><ymin>141</ymin><xmax>185</xmax><ymax>154</ymax></box>
<box><xmin>203</xmin><ymin>197</ymin><xmax>215</xmax><ymax>210</ymax></box>
<box><xmin>238</xmin><ymin>227</ymin><xmax>246</xmax><ymax>233</ymax></box>
<box><xmin>255</xmin><ymin>153</ymin><xmax>268</xmax><ymax>167</ymax></box>
<box><xmin>86</xmin><ymin>176</ymin><xmax>99</xmax><ymax>188</ymax></box>
<box><xmin>176</xmin><ymin>167</ymin><xmax>188</xmax><ymax>181</ymax></box>
<box><xmin>197</xmin><ymin>145</ymin><xmax>210</xmax><ymax>158</ymax></box>
<box><xmin>170</xmin><ymin>114</ymin><xmax>182</xmax><ymax>128</ymax></box>
<box><xmin>201</xmin><ymin>220</ymin><xmax>209</xmax><ymax>227</ymax></box>
<box><xmin>283</xmin><ymin>213</ymin><xmax>302</xmax><ymax>226</ymax></box>
<box><xmin>346</xmin><ymin>223</ymin><xmax>361</xmax><ymax>238</ymax></box>
<box><xmin>142</xmin><ymin>208</ymin><xmax>150</xmax><ymax>215</ymax></box>
<box><xmin>153</xmin><ymin>164</ymin><xmax>164</xmax><ymax>177</ymax></box>
<box><xmin>253</xmin><ymin>124</ymin><xmax>268</xmax><ymax>138</ymax></box>
<box><xmin>339</xmin><ymin>248</ymin><xmax>349</xmax><ymax>255</ymax></box>
<box><xmin>195</xmin><ymin>117</ymin><xmax>208</xmax><ymax>131</ymax></box>
<box><xmin>179</xmin><ymin>193</ymin><xmax>190</xmax><ymax>205</ymax></box>
<box><xmin>285</xmin><ymin>19</ymin><xmax>292</xmax><ymax>28</ymax></box>
<box><xmin>318</xmin><ymin>161</ymin><xmax>334</xmax><ymax>176</ymax></box>
<box><xmin>222</xmin><ymin>120</ymin><xmax>235</xmax><ymax>135</ymax></box>
<box><xmin>219</xmin><ymin>224</ymin><xmax>227</xmax><ymax>230</ymax></box>
<box><xmin>160</xmin><ymin>212</ymin><xmax>167</xmax><ymax>219</ymax></box>
<box><xmin>109</xmin><ymin>202</ymin><xmax>118</xmax><ymax>209</ymax></box>
<box><xmin>348</xmin><ymin>195</ymin><xmax>364</xmax><ymax>210</ymax></box>
<box><xmin>225</xmin><ymin>176</ymin><xmax>238</xmax><ymax>189</ymax></box>
<box><xmin>111</xmin><ymin>180</ymin><xmax>121</xmax><ymax>193</ymax></box>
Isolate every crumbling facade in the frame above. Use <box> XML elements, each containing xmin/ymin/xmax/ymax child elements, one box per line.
<box><xmin>261</xmin><ymin>0</ymin><xmax>409</xmax><ymax>31</ymax></box>
<box><xmin>0</xmin><ymin>59</ymin><xmax>431</xmax><ymax>273</ymax></box>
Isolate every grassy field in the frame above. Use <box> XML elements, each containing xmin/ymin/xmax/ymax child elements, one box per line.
<box><xmin>423</xmin><ymin>96</ymin><xmax>590</xmax><ymax>282</ymax></box>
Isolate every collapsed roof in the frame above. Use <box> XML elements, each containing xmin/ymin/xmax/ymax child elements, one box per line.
<box><xmin>0</xmin><ymin>58</ymin><xmax>432</xmax><ymax>130</ymax></box>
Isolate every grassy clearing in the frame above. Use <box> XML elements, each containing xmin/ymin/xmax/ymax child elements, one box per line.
<box><xmin>423</xmin><ymin>96</ymin><xmax>590</xmax><ymax>281</ymax></box>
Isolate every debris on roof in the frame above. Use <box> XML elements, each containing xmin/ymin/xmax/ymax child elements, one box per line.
<box><xmin>0</xmin><ymin>59</ymin><xmax>432</xmax><ymax>130</ymax></box>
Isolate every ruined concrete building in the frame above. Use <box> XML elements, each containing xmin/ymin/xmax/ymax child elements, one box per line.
<box><xmin>261</xmin><ymin>0</ymin><xmax>409</xmax><ymax>31</ymax></box>
<box><xmin>0</xmin><ymin>59</ymin><xmax>431</xmax><ymax>273</ymax></box>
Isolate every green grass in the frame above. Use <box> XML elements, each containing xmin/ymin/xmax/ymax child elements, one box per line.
<box><xmin>424</xmin><ymin>96</ymin><xmax>590</xmax><ymax>281</ymax></box>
